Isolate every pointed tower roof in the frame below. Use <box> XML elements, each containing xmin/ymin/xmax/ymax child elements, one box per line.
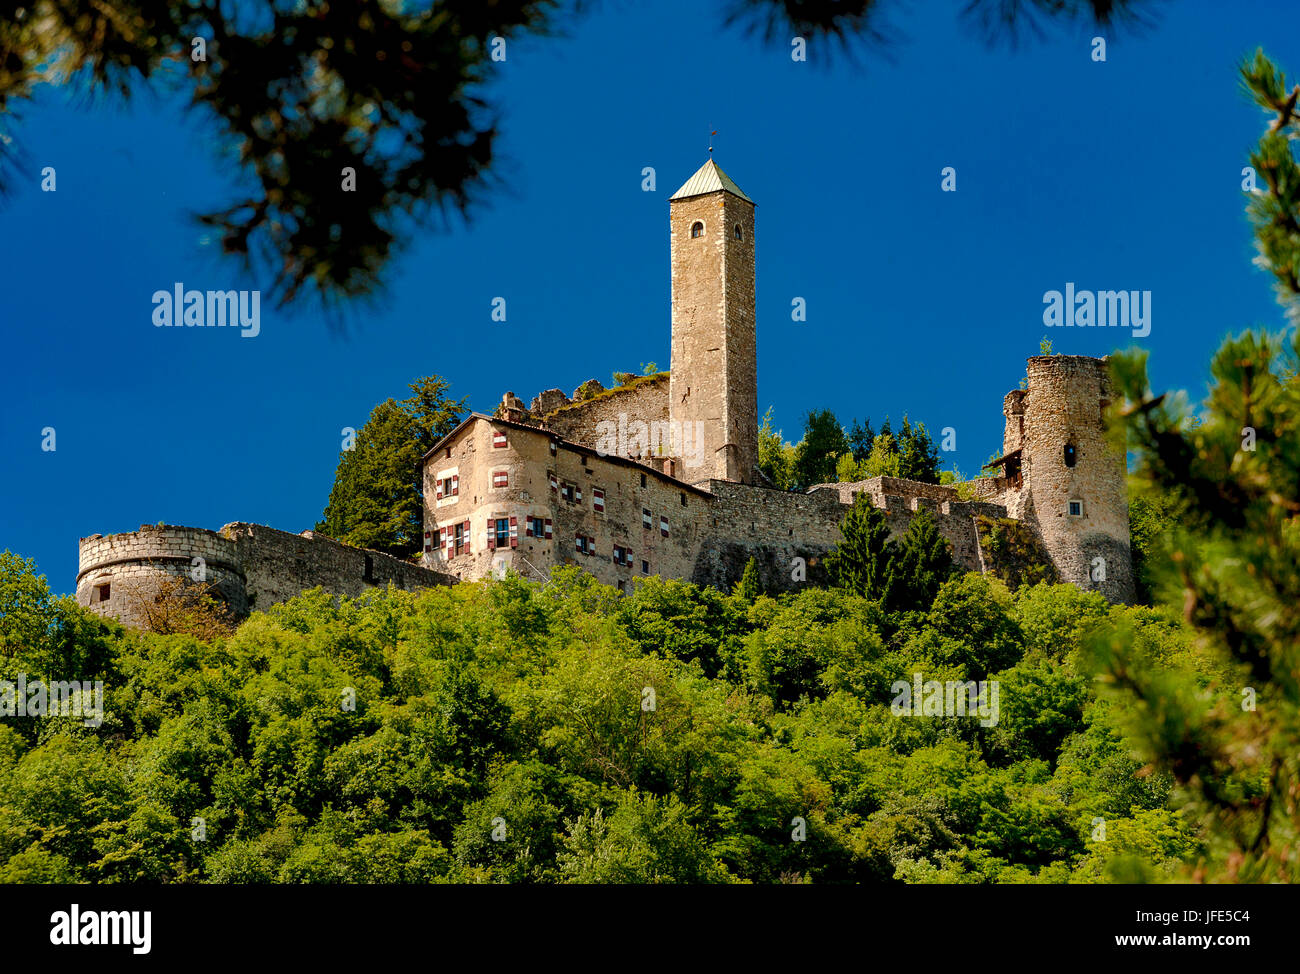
<box><xmin>669</xmin><ymin>159</ymin><xmax>754</xmax><ymax>204</ymax></box>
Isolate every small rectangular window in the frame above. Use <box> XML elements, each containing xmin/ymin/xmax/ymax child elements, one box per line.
<box><xmin>640</xmin><ymin>473</ymin><xmax>647</xmax><ymax>488</ymax></box>
<box><xmin>549</xmin><ymin>472</ymin><xmax>558</xmax><ymax>493</ymax></box>
<box><xmin>455</xmin><ymin>522</ymin><xmax>467</xmax><ymax>555</ymax></box>
<box><xmin>95</xmin><ymin>583</ymin><xmax>110</xmax><ymax>603</ymax></box>
<box><xmin>680</xmin><ymin>492</ymin><xmax>687</xmax><ymax>506</ymax></box>
<box><xmin>575</xmin><ymin>534</ymin><xmax>588</xmax><ymax>554</ymax></box>
<box><xmin>495</xmin><ymin>519</ymin><xmax>510</xmax><ymax>549</ymax></box>
<box><xmin>641</xmin><ymin>560</ymin><xmax>649</xmax><ymax>575</ymax></box>
<box><xmin>562</xmin><ymin>482</ymin><xmax>576</xmax><ymax>503</ymax></box>
<box><xmin>643</xmin><ymin>508</ymin><xmax>652</xmax><ymax>529</ymax></box>
<box><xmin>1068</xmin><ymin>499</ymin><xmax>1084</xmax><ymax>517</ymax></box>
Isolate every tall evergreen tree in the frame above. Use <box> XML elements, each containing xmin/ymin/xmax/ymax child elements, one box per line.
<box><xmin>897</xmin><ymin>416</ymin><xmax>942</xmax><ymax>484</ymax></box>
<box><xmin>847</xmin><ymin>418</ymin><xmax>876</xmax><ymax>462</ymax></box>
<box><xmin>888</xmin><ymin>510</ymin><xmax>955</xmax><ymax>612</ymax></box>
<box><xmin>825</xmin><ymin>494</ymin><xmax>898</xmax><ymax>605</ymax></box>
<box><xmin>317</xmin><ymin>376</ymin><xmax>466</xmax><ymax>557</ymax></box>
<box><xmin>793</xmin><ymin>409</ymin><xmax>849</xmax><ymax>488</ymax></box>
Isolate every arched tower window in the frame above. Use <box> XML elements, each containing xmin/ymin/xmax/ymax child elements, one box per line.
<box><xmin>690</xmin><ymin>221</ymin><xmax>704</xmax><ymax>238</ymax></box>
<box><xmin>1063</xmin><ymin>443</ymin><xmax>1077</xmax><ymax>468</ymax></box>
<box><xmin>733</xmin><ymin>224</ymin><xmax>743</xmax><ymax>240</ymax></box>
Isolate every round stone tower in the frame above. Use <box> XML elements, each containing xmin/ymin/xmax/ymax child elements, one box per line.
<box><xmin>77</xmin><ymin>525</ymin><xmax>248</xmax><ymax>629</ymax></box>
<box><xmin>1020</xmin><ymin>355</ymin><xmax>1133</xmax><ymax>603</ymax></box>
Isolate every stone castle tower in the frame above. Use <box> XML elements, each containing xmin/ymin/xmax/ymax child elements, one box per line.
<box><xmin>997</xmin><ymin>355</ymin><xmax>1133</xmax><ymax>603</ymax></box>
<box><xmin>668</xmin><ymin>159</ymin><xmax>759</xmax><ymax>486</ymax></box>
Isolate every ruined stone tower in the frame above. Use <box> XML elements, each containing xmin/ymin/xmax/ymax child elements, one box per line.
<box><xmin>1010</xmin><ymin>356</ymin><xmax>1134</xmax><ymax>603</ymax></box>
<box><xmin>668</xmin><ymin>159</ymin><xmax>759</xmax><ymax>486</ymax></box>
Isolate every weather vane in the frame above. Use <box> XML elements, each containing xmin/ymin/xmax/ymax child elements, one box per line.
<box><xmin>709</xmin><ymin>129</ymin><xmax>717</xmax><ymax>155</ymax></box>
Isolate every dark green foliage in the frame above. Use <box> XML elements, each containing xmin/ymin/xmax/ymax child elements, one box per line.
<box><xmin>824</xmin><ymin>493</ymin><xmax>897</xmax><ymax>605</ymax></box>
<box><xmin>317</xmin><ymin>376</ymin><xmax>466</xmax><ymax>557</ymax></box>
<box><xmin>896</xmin><ymin>416</ymin><xmax>942</xmax><ymax>483</ymax></box>
<box><xmin>889</xmin><ymin>510</ymin><xmax>955</xmax><ymax>611</ymax></box>
<box><xmin>793</xmin><ymin>409</ymin><xmax>849</xmax><ymax>487</ymax></box>
<box><xmin>848</xmin><ymin>418</ymin><xmax>876</xmax><ymax>462</ymax></box>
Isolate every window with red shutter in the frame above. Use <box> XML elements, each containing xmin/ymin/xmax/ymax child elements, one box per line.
<box><xmin>462</xmin><ymin>520</ymin><xmax>470</xmax><ymax>554</ymax></box>
<box><xmin>436</xmin><ymin>480</ymin><xmax>444</xmax><ymax>499</ymax></box>
<box><xmin>544</xmin><ymin>518</ymin><xmax>553</xmax><ymax>539</ymax></box>
<box><xmin>452</xmin><ymin>475</ymin><xmax>459</xmax><ymax>496</ymax></box>
<box><xmin>509</xmin><ymin>516</ymin><xmax>519</xmax><ymax>548</ymax></box>
<box><xmin>487</xmin><ymin>519</ymin><xmax>495</xmax><ymax>550</ymax></box>
<box><xmin>493</xmin><ymin>430</ymin><xmax>507</xmax><ymax>448</ymax></box>
<box><xmin>493</xmin><ymin>471</ymin><xmax>508</xmax><ymax>488</ymax></box>
<box><xmin>593</xmin><ymin>488</ymin><xmax>605</xmax><ymax>513</ymax></box>
<box><xmin>660</xmin><ymin>516</ymin><xmax>669</xmax><ymax>537</ymax></box>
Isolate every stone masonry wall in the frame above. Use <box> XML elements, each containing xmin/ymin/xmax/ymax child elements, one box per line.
<box><xmin>77</xmin><ymin>525</ymin><xmax>247</xmax><ymax>629</ymax></box>
<box><xmin>693</xmin><ymin>481</ymin><xmax>844</xmax><ymax>592</ymax></box>
<box><xmin>539</xmin><ymin>375</ymin><xmax>670</xmax><ymax>457</ymax></box>
<box><xmin>219</xmin><ymin>522</ymin><xmax>453</xmax><ymax>612</ymax></box>
<box><xmin>77</xmin><ymin>522</ymin><xmax>454</xmax><ymax>630</ymax></box>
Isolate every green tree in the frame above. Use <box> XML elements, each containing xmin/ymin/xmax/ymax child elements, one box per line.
<box><xmin>847</xmin><ymin>418</ymin><xmax>876</xmax><ymax>462</ymax></box>
<box><xmin>317</xmin><ymin>375</ymin><xmax>466</xmax><ymax>556</ymax></box>
<box><xmin>824</xmin><ymin>493</ymin><xmax>897</xmax><ymax>605</ymax></box>
<box><xmin>757</xmin><ymin>408</ymin><xmax>797</xmax><ymax>490</ymax></box>
<box><xmin>557</xmin><ymin>792</ymin><xmax>731</xmax><ymax>884</ymax></box>
<box><xmin>897</xmin><ymin>416</ymin><xmax>942</xmax><ymax>483</ymax></box>
<box><xmin>888</xmin><ymin>510</ymin><xmax>955</xmax><ymax>612</ymax></box>
<box><xmin>793</xmin><ymin>409</ymin><xmax>848</xmax><ymax>488</ymax></box>
<box><xmin>732</xmin><ymin>557</ymin><xmax>762</xmax><ymax>604</ymax></box>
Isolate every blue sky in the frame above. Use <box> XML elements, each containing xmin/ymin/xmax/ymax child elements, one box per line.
<box><xmin>2</xmin><ymin>0</ymin><xmax>1296</xmax><ymax>593</ymax></box>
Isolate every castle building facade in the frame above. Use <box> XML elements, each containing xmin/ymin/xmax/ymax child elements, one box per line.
<box><xmin>420</xmin><ymin>160</ymin><xmax>1135</xmax><ymax>603</ymax></box>
<box><xmin>78</xmin><ymin>159</ymin><xmax>1134</xmax><ymax>631</ymax></box>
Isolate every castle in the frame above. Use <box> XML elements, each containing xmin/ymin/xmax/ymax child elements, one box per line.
<box><xmin>77</xmin><ymin>159</ymin><xmax>1134</xmax><ymax>629</ymax></box>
